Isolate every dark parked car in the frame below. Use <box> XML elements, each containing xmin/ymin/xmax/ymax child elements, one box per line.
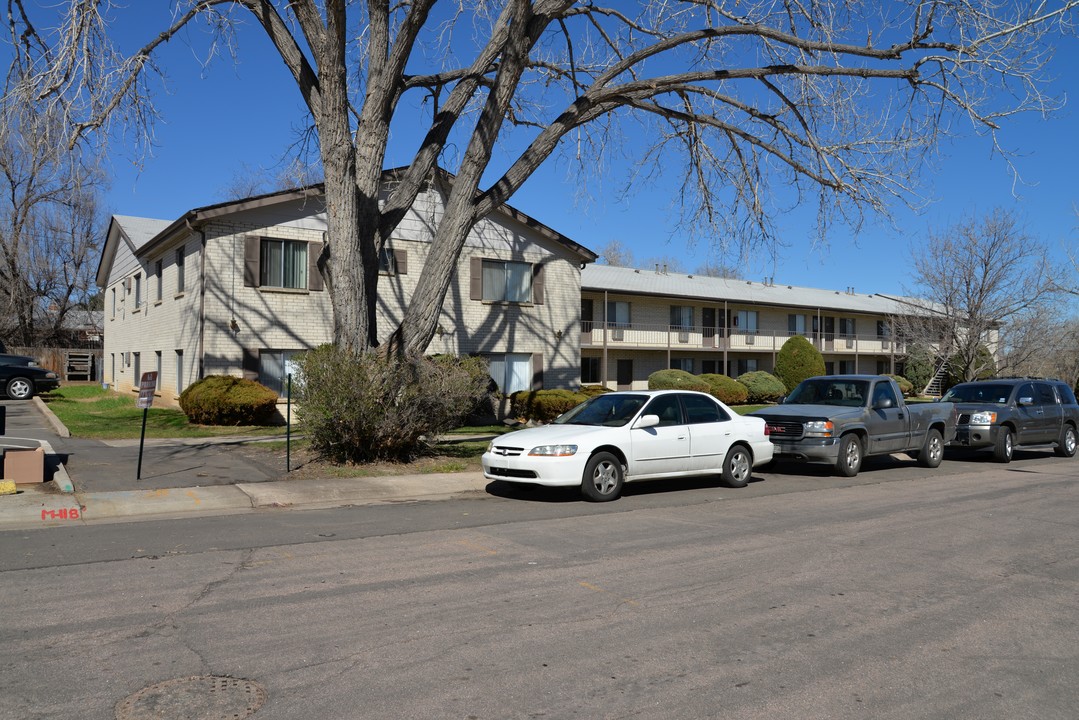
<box><xmin>0</xmin><ymin>354</ymin><xmax>61</xmax><ymax>400</ymax></box>
<box><xmin>942</xmin><ymin>378</ymin><xmax>1079</xmax><ymax>462</ymax></box>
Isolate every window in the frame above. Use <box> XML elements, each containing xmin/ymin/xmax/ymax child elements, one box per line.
<box><xmin>788</xmin><ymin>314</ymin><xmax>808</xmax><ymax>335</ymax></box>
<box><xmin>132</xmin><ymin>352</ymin><xmax>141</xmax><ymax>383</ymax></box>
<box><xmin>482</xmin><ymin>260</ymin><xmax>532</xmax><ymax>302</ymax></box>
<box><xmin>682</xmin><ymin>394</ymin><xmax>729</xmax><ymax>423</ymax></box>
<box><xmin>735</xmin><ymin>310</ymin><xmax>758</xmax><ymax>333</ymax></box>
<box><xmin>582</xmin><ymin>357</ymin><xmax>601</xmax><ymax>384</ymax></box>
<box><xmin>872</xmin><ymin>381</ymin><xmax>898</xmax><ymax>408</ymax></box>
<box><xmin>176</xmin><ymin>248</ymin><xmax>186</xmax><ymax>293</ymax></box>
<box><xmin>133</xmin><ymin>274</ymin><xmax>142</xmax><ymax>308</ymax></box>
<box><xmin>839</xmin><ymin>318</ymin><xmax>856</xmax><ymax>337</ymax></box>
<box><xmin>378</xmin><ymin>248</ymin><xmax>408</xmax><ymax>275</ymax></box>
<box><xmin>154</xmin><ymin>260</ymin><xmax>163</xmax><ymax>302</ymax></box>
<box><xmin>1034</xmin><ymin>382</ymin><xmax>1057</xmax><ymax>405</ymax></box>
<box><xmin>110</xmin><ymin>353</ymin><xmax>115</xmax><ymax>384</ymax></box>
<box><xmin>643</xmin><ymin>395</ymin><xmax>684</xmax><ymax>427</ymax></box>
<box><xmin>701</xmin><ymin>360</ymin><xmax>720</xmax><ymax>374</ymax></box>
<box><xmin>670</xmin><ymin>306</ymin><xmax>693</xmax><ymax>329</ymax></box>
<box><xmin>488</xmin><ymin>353</ymin><xmax>532</xmax><ymax>394</ymax></box>
<box><xmin>838</xmin><ymin>360</ymin><xmax>856</xmax><ymax>374</ymax></box>
<box><xmin>606</xmin><ymin>301</ymin><xmax>630</xmax><ymax>340</ymax></box>
<box><xmin>260</xmin><ymin>238</ymin><xmax>308</xmax><ymax>289</ymax></box>
<box><xmin>111</xmin><ymin>288</ymin><xmax>116</xmax><ymax>319</ymax></box>
<box><xmin>155</xmin><ymin>351</ymin><xmax>162</xmax><ymax>390</ymax></box>
<box><xmin>175</xmin><ymin>350</ymin><xmax>184</xmax><ymax>394</ymax></box>
<box><xmin>876</xmin><ymin>320</ymin><xmax>891</xmax><ymax>339</ymax></box>
<box><xmin>670</xmin><ymin>358</ymin><xmax>693</xmax><ymax>372</ymax></box>
<box><xmin>581</xmin><ymin>299</ymin><xmax>594</xmax><ymax>333</ymax></box>
<box><xmin>259</xmin><ymin>350</ymin><xmax>302</xmax><ymax>395</ymax></box>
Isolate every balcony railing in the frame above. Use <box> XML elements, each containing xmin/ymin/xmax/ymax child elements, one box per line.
<box><xmin>580</xmin><ymin>322</ymin><xmax>907</xmax><ymax>355</ymax></box>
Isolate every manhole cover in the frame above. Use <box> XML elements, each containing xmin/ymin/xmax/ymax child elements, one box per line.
<box><xmin>116</xmin><ymin>675</ymin><xmax>265</xmax><ymax>719</ymax></box>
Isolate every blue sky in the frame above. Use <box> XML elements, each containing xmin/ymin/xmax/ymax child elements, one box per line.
<box><xmin>96</xmin><ymin>5</ymin><xmax>1078</xmax><ymax>301</ymax></box>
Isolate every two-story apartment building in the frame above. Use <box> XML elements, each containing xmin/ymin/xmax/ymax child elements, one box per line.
<box><xmin>580</xmin><ymin>265</ymin><xmax>920</xmax><ymax>390</ymax></box>
<box><xmin>96</xmin><ymin>172</ymin><xmax>598</xmax><ymax>405</ymax></box>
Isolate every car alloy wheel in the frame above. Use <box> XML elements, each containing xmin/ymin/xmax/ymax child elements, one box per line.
<box><xmin>721</xmin><ymin>445</ymin><xmax>751</xmax><ymax>488</ymax></box>
<box><xmin>581</xmin><ymin>452</ymin><xmax>624</xmax><ymax>502</ymax></box>
<box><xmin>6</xmin><ymin>377</ymin><xmax>32</xmax><ymax>400</ymax></box>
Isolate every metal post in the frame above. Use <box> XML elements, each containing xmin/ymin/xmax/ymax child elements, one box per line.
<box><xmin>286</xmin><ymin>373</ymin><xmax>292</xmax><ymax>473</ymax></box>
<box><xmin>136</xmin><ymin>407</ymin><xmax>148</xmax><ymax>480</ymax></box>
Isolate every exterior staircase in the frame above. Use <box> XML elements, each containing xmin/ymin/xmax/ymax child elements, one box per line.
<box><xmin>922</xmin><ymin>364</ymin><xmax>948</xmax><ymax>397</ymax></box>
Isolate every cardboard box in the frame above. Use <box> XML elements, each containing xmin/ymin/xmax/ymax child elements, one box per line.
<box><xmin>3</xmin><ymin>447</ymin><xmax>45</xmax><ymax>484</ymax></box>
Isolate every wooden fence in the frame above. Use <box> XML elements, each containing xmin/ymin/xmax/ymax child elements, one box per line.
<box><xmin>5</xmin><ymin>347</ymin><xmax>102</xmax><ymax>382</ymax></box>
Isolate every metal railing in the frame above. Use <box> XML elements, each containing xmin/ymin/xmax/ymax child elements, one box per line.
<box><xmin>579</xmin><ymin>322</ymin><xmax>907</xmax><ymax>355</ymax></box>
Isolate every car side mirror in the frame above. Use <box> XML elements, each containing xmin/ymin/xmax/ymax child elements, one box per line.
<box><xmin>874</xmin><ymin>397</ymin><xmax>894</xmax><ymax>410</ymax></box>
<box><xmin>1018</xmin><ymin>396</ymin><xmax>1034</xmax><ymax>406</ymax></box>
<box><xmin>634</xmin><ymin>414</ymin><xmax>660</xmax><ymax>429</ymax></box>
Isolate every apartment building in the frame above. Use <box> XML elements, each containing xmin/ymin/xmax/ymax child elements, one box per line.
<box><xmin>580</xmin><ymin>265</ymin><xmax>916</xmax><ymax>390</ymax></box>
<box><xmin>96</xmin><ymin>173</ymin><xmax>598</xmax><ymax>405</ymax></box>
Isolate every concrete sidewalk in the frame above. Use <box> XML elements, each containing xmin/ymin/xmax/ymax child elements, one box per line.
<box><xmin>0</xmin><ymin>397</ymin><xmax>491</xmax><ymax>530</ymax></box>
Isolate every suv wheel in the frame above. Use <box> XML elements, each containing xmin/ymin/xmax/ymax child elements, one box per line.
<box><xmin>1056</xmin><ymin>424</ymin><xmax>1077</xmax><ymax>458</ymax></box>
<box><xmin>993</xmin><ymin>428</ymin><xmax>1014</xmax><ymax>463</ymax></box>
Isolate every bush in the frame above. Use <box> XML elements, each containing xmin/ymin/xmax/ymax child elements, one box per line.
<box><xmin>737</xmin><ymin>371</ymin><xmax>787</xmax><ymax>404</ymax></box>
<box><xmin>578</xmin><ymin>384</ymin><xmax>611</xmax><ymax>397</ymax></box>
<box><xmin>510</xmin><ymin>389</ymin><xmax>588</xmax><ymax>422</ymax></box>
<box><xmin>295</xmin><ymin>347</ymin><xmax>493</xmax><ymax>463</ymax></box>
<box><xmin>647</xmin><ymin>369</ymin><xmax>711</xmax><ymax>393</ymax></box>
<box><xmin>944</xmin><ymin>345</ymin><xmax>997</xmax><ymax>392</ymax></box>
<box><xmin>887</xmin><ymin>374</ymin><xmax>914</xmax><ymax>397</ymax></box>
<box><xmin>179</xmin><ymin>375</ymin><xmax>280</xmax><ymax>426</ymax></box>
<box><xmin>774</xmin><ymin>335</ymin><xmax>826</xmax><ymax>392</ymax></box>
<box><xmin>903</xmin><ymin>343</ymin><xmax>936</xmax><ymax>393</ymax></box>
<box><xmin>700</xmin><ymin>373</ymin><xmax>749</xmax><ymax>405</ymax></box>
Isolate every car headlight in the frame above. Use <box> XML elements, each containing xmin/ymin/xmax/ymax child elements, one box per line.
<box><xmin>528</xmin><ymin>444</ymin><xmax>578</xmax><ymax>457</ymax></box>
<box><xmin>970</xmin><ymin>411</ymin><xmax>997</xmax><ymax>425</ymax></box>
<box><xmin>803</xmin><ymin>420</ymin><xmax>834</xmax><ymax>437</ymax></box>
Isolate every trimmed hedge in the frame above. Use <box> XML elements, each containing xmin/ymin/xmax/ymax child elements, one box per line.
<box><xmin>737</xmin><ymin>371</ymin><xmax>787</xmax><ymax>404</ymax></box>
<box><xmin>647</xmin><ymin>369</ymin><xmax>711</xmax><ymax>393</ymax></box>
<box><xmin>510</xmin><ymin>389</ymin><xmax>588</xmax><ymax>422</ymax></box>
<box><xmin>774</xmin><ymin>335</ymin><xmax>826</xmax><ymax>391</ymax></box>
<box><xmin>179</xmin><ymin>375</ymin><xmax>280</xmax><ymax>426</ymax></box>
<box><xmin>700</xmin><ymin>373</ymin><xmax>749</xmax><ymax>405</ymax></box>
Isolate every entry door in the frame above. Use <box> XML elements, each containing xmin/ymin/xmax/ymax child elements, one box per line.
<box><xmin>580</xmin><ymin>299</ymin><xmax>594</xmax><ymax>345</ymax></box>
<box><xmin>702</xmin><ymin>308</ymin><xmax>717</xmax><ymax>347</ymax></box>
<box><xmin>616</xmin><ymin>359</ymin><xmax>633</xmax><ymax>390</ymax></box>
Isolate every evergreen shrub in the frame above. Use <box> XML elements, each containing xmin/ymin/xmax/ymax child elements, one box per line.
<box><xmin>887</xmin><ymin>374</ymin><xmax>914</xmax><ymax>397</ymax></box>
<box><xmin>647</xmin><ymin>369</ymin><xmax>711</xmax><ymax>393</ymax></box>
<box><xmin>510</xmin><ymin>389</ymin><xmax>588</xmax><ymax>422</ymax></box>
<box><xmin>700</xmin><ymin>373</ymin><xmax>749</xmax><ymax>405</ymax></box>
<box><xmin>737</xmin><ymin>371</ymin><xmax>787</xmax><ymax>404</ymax></box>
<box><xmin>179</xmin><ymin>375</ymin><xmax>280</xmax><ymax>426</ymax></box>
<box><xmin>774</xmin><ymin>335</ymin><xmax>826</xmax><ymax>391</ymax></box>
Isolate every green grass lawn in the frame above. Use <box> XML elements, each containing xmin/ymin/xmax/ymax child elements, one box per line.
<box><xmin>42</xmin><ymin>385</ymin><xmax>287</xmax><ymax>440</ymax></box>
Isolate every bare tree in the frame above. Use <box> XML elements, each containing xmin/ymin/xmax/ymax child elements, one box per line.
<box><xmin>895</xmin><ymin>209</ymin><xmax>1055</xmax><ymax>383</ymax></box>
<box><xmin>8</xmin><ymin>1</ymin><xmax>1078</xmax><ymax>356</ymax></box>
<box><xmin>0</xmin><ymin>98</ymin><xmax>102</xmax><ymax>347</ymax></box>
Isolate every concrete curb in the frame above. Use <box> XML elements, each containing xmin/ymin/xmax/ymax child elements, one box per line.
<box><xmin>0</xmin><ymin>471</ymin><xmax>490</xmax><ymax>529</ymax></box>
<box><xmin>33</xmin><ymin>396</ymin><xmax>70</xmax><ymax>438</ymax></box>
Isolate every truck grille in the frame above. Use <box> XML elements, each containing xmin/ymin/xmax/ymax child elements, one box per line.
<box><xmin>764</xmin><ymin>420</ymin><xmax>803</xmax><ymax>439</ymax></box>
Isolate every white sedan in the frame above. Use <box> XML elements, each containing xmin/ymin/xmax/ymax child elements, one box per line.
<box><xmin>482</xmin><ymin>390</ymin><xmax>774</xmax><ymax>501</ymax></box>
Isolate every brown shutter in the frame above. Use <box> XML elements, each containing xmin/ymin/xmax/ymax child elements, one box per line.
<box><xmin>531</xmin><ymin>353</ymin><xmax>543</xmax><ymax>390</ymax></box>
<box><xmin>394</xmin><ymin>249</ymin><xmax>407</xmax><ymax>275</ymax></box>
<box><xmin>244</xmin><ymin>236</ymin><xmax>260</xmax><ymax>287</ymax></box>
<box><xmin>532</xmin><ymin>263</ymin><xmax>544</xmax><ymax>305</ymax></box>
<box><xmin>241</xmin><ymin>348</ymin><xmax>259</xmax><ymax>381</ymax></box>
<box><xmin>470</xmin><ymin>257</ymin><xmax>483</xmax><ymax>300</ymax></box>
<box><xmin>308</xmin><ymin>242</ymin><xmax>324</xmax><ymax>291</ymax></box>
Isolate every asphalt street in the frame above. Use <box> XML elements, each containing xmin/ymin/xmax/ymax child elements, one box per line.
<box><xmin>2</xmin><ymin>452</ymin><xmax>1076</xmax><ymax>720</ymax></box>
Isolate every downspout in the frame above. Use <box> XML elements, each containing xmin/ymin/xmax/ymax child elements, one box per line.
<box><xmin>602</xmin><ymin>290</ymin><xmax>609</xmax><ymax>387</ymax></box>
<box><xmin>186</xmin><ymin>220</ymin><xmax>207</xmax><ymax>380</ymax></box>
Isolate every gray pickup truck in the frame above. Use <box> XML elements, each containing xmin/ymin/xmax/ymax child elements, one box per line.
<box><xmin>752</xmin><ymin>375</ymin><xmax>957</xmax><ymax>477</ymax></box>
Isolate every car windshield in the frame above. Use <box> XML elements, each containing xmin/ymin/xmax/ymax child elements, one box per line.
<box><xmin>941</xmin><ymin>384</ymin><xmax>1010</xmax><ymax>404</ymax></box>
<box><xmin>553</xmin><ymin>394</ymin><xmax>648</xmax><ymax>427</ymax></box>
<box><xmin>786</xmin><ymin>379</ymin><xmax>869</xmax><ymax>407</ymax></box>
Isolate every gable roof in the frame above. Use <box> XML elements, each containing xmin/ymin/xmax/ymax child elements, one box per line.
<box><xmin>582</xmin><ymin>264</ymin><xmax>929</xmax><ymax>316</ymax></box>
<box><xmin>96</xmin><ymin>169</ymin><xmax>598</xmax><ymax>287</ymax></box>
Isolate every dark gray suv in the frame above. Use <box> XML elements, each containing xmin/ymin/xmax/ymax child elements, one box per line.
<box><xmin>943</xmin><ymin>378</ymin><xmax>1079</xmax><ymax>462</ymax></box>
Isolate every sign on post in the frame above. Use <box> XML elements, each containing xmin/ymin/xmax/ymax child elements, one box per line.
<box><xmin>135</xmin><ymin>371</ymin><xmax>158</xmax><ymax>479</ymax></box>
<box><xmin>136</xmin><ymin>371</ymin><xmax>158</xmax><ymax>409</ymax></box>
